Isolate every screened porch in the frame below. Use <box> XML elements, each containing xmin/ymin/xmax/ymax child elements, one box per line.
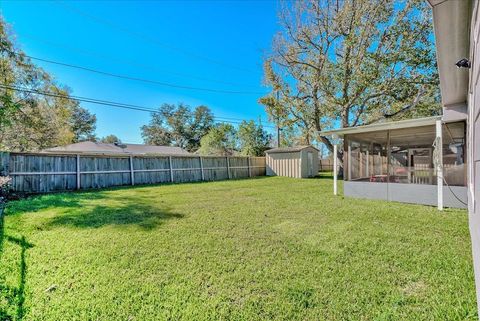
<box><xmin>345</xmin><ymin>121</ymin><xmax>466</xmax><ymax>187</ymax></box>
<box><xmin>321</xmin><ymin>116</ymin><xmax>468</xmax><ymax>209</ymax></box>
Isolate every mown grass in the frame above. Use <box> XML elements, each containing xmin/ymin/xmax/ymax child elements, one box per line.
<box><xmin>0</xmin><ymin>175</ymin><xmax>476</xmax><ymax>320</ymax></box>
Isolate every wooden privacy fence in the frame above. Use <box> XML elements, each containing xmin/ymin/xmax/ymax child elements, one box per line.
<box><xmin>319</xmin><ymin>158</ymin><xmax>340</xmax><ymax>172</ymax></box>
<box><xmin>0</xmin><ymin>152</ymin><xmax>266</xmax><ymax>193</ymax></box>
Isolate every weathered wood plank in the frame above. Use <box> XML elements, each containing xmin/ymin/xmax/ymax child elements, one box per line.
<box><xmin>0</xmin><ymin>152</ymin><xmax>10</xmax><ymax>176</ymax></box>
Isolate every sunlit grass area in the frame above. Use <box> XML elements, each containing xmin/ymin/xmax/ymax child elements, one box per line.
<box><xmin>0</xmin><ymin>175</ymin><xmax>476</xmax><ymax>320</ymax></box>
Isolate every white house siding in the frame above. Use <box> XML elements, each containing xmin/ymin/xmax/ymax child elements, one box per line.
<box><xmin>469</xmin><ymin>0</ymin><xmax>480</xmax><ymax>310</ymax></box>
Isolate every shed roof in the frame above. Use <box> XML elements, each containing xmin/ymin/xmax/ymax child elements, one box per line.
<box><xmin>42</xmin><ymin>141</ymin><xmax>191</xmax><ymax>156</ymax></box>
<box><xmin>266</xmin><ymin>145</ymin><xmax>319</xmax><ymax>154</ymax></box>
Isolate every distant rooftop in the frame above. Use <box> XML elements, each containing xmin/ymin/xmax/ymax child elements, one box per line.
<box><xmin>42</xmin><ymin>141</ymin><xmax>191</xmax><ymax>156</ymax></box>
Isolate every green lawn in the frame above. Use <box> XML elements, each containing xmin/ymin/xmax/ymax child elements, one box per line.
<box><xmin>0</xmin><ymin>175</ymin><xmax>476</xmax><ymax>320</ymax></box>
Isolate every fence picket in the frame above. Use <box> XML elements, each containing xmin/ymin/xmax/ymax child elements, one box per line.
<box><xmin>169</xmin><ymin>156</ymin><xmax>174</xmax><ymax>183</ymax></box>
<box><xmin>129</xmin><ymin>156</ymin><xmax>135</xmax><ymax>186</ymax></box>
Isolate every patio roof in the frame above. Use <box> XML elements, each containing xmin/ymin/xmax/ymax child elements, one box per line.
<box><xmin>319</xmin><ymin>116</ymin><xmax>442</xmax><ymax>138</ymax></box>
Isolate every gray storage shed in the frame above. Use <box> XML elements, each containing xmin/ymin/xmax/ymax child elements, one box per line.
<box><xmin>266</xmin><ymin>146</ymin><xmax>319</xmax><ymax>178</ymax></box>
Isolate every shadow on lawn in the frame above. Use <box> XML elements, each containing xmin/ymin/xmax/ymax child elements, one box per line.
<box><xmin>7</xmin><ymin>192</ymin><xmax>184</xmax><ymax>230</ymax></box>
<box><xmin>7</xmin><ymin>191</ymin><xmax>105</xmax><ymax>215</ymax></box>
<box><xmin>46</xmin><ymin>196</ymin><xmax>184</xmax><ymax>230</ymax></box>
<box><xmin>1</xmin><ymin>192</ymin><xmax>182</xmax><ymax>319</ymax></box>
<box><xmin>0</xmin><ymin>213</ymin><xmax>34</xmax><ymax>321</ymax></box>
<box><xmin>314</xmin><ymin>173</ymin><xmax>340</xmax><ymax>180</ymax></box>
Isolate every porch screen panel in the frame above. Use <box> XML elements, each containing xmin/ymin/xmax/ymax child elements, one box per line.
<box><xmin>389</xmin><ymin>125</ymin><xmax>435</xmax><ymax>185</ymax></box>
<box><xmin>346</xmin><ymin>130</ymin><xmax>388</xmax><ymax>182</ymax></box>
<box><xmin>443</xmin><ymin>122</ymin><xmax>466</xmax><ymax>186</ymax></box>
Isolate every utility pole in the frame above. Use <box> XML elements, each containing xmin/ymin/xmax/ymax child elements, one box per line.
<box><xmin>276</xmin><ymin>90</ymin><xmax>281</xmax><ymax>148</ymax></box>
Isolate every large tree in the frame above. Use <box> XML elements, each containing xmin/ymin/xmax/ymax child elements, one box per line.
<box><xmin>0</xmin><ymin>16</ymin><xmax>33</xmax><ymax>129</ymax></box>
<box><xmin>237</xmin><ymin>120</ymin><xmax>272</xmax><ymax>156</ymax></box>
<box><xmin>70</xmin><ymin>103</ymin><xmax>97</xmax><ymax>142</ymax></box>
<box><xmin>100</xmin><ymin>134</ymin><xmax>121</xmax><ymax>144</ymax></box>
<box><xmin>0</xmin><ymin>86</ymin><xmax>75</xmax><ymax>151</ymax></box>
<box><xmin>198</xmin><ymin>123</ymin><xmax>237</xmax><ymax>156</ymax></box>
<box><xmin>0</xmin><ymin>16</ymin><xmax>98</xmax><ymax>151</ymax></box>
<box><xmin>141</xmin><ymin>103</ymin><xmax>214</xmax><ymax>152</ymax></box>
<box><xmin>260</xmin><ymin>0</ymin><xmax>440</xmax><ymax>153</ymax></box>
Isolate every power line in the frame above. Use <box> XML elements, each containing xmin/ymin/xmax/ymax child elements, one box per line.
<box><xmin>7</xmin><ymin>50</ymin><xmax>266</xmax><ymax>95</ymax></box>
<box><xmin>2</xmin><ymin>84</ymin><xmax>275</xmax><ymax>127</ymax></box>
<box><xmin>0</xmin><ymin>84</ymin><xmax>276</xmax><ymax>128</ymax></box>
<box><xmin>3</xmin><ymin>48</ymin><xmax>272</xmax><ymax>123</ymax></box>
<box><xmin>55</xmin><ymin>1</ymin><xmax>259</xmax><ymax>74</ymax></box>
<box><xmin>18</xmin><ymin>32</ymin><xmax>262</xmax><ymax>88</ymax></box>
<box><xmin>214</xmin><ymin>115</ymin><xmax>272</xmax><ymax>124</ymax></box>
<box><xmin>0</xmin><ymin>75</ymin><xmax>272</xmax><ymax>124</ymax></box>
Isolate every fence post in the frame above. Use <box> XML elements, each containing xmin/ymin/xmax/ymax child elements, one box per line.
<box><xmin>169</xmin><ymin>156</ymin><xmax>174</xmax><ymax>183</ymax></box>
<box><xmin>226</xmin><ymin>156</ymin><xmax>231</xmax><ymax>179</ymax></box>
<box><xmin>129</xmin><ymin>156</ymin><xmax>135</xmax><ymax>186</ymax></box>
<box><xmin>76</xmin><ymin>154</ymin><xmax>81</xmax><ymax>190</ymax></box>
<box><xmin>0</xmin><ymin>152</ymin><xmax>10</xmax><ymax>176</ymax></box>
<box><xmin>199</xmin><ymin>156</ymin><xmax>204</xmax><ymax>181</ymax></box>
<box><xmin>248</xmin><ymin>157</ymin><xmax>252</xmax><ymax>177</ymax></box>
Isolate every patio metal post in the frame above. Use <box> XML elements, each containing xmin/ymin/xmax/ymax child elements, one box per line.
<box><xmin>333</xmin><ymin>144</ymin><xmax>338</xmax><ymax>195</ymax></box>
<box><xmin>436</xmin><ymin>120</ymin><xmax>443</xmax><ymax>210</ymax></box>
<box><xmin>386</xmin><ymin>130</ymin><xmax>391</xmax><ymax>184</ymax></box>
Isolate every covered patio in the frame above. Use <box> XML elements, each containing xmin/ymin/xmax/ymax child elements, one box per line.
<box><xmin>321</xmin><ymin>116</ymin><xmax>467</xmax><ymax>209</ymax></box>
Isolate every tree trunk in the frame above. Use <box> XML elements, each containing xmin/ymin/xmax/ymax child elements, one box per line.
<box><xmin>341</xmin><ymin>107</ymin><xmax>349</xmax><ymax>128</ymax></box>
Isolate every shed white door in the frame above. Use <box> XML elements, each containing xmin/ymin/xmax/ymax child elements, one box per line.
<box><xmin>307</xmin><ymin>152</ymin><xmax>314</xmax><ymax>177</ymax></box>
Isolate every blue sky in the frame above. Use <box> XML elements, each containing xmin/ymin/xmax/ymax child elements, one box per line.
<box><xmin>0</xmin><ymin>0</ymin><xmax>280</xmax><ymax>143</ymax></box>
